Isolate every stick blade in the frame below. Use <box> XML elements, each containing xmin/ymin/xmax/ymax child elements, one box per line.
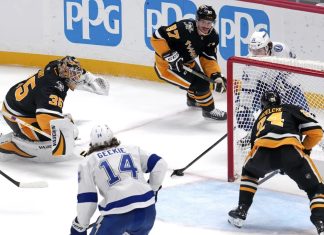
<box><xmin>171</xmin><ymin>169</ymin><xmax>184</xmax><ymax>177</ymax></box>
<box><xmin>19</xmin><ymin>181</ymin><xmax>48</xmax><ymax>188</ymax></box>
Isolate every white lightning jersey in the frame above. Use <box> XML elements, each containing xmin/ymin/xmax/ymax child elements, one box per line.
<box><xmin>75</xmin><ymin>145</ymin><xmax>168</xmax><ymax>227</ymax></box>
<box><xmin>238</xmin><ymin>41</ymin><xmax>297</xmax><ymax>109</ymax></box>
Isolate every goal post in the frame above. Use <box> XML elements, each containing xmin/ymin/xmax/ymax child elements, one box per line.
<box><xmin>227</xmin><ymin>56</ymin><xmax>324</xmax><ymax>182</ymax></box>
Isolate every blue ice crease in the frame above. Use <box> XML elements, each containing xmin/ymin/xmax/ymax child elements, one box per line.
<box><xmin>156</xmin><ymin>180</ymin><xmax>314</xmax><ymax>234</ymax></box>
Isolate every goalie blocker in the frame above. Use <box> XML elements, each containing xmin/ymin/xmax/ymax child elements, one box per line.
<box><xmin>0</xmin><ymin>118</ymin><xmax>75</xmax><ymax>162</ymax></box>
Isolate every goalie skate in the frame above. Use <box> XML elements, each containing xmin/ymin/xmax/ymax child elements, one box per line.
<box><xmin>228</xmin><ymin>204</ymin><xmax>248</xmax><ymax>228</ymax></box>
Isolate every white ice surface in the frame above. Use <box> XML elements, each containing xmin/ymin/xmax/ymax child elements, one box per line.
<box><xmin>0</xmin><ymin>65</ymin><xmax>322</xmax><ymax>235</ymax></box>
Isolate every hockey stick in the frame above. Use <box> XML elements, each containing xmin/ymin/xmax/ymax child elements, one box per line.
<box><xmin>182</xmin><ymin>65</ymin><xmax>216</xmax><ymax>83</ymax></box>
<box><xmin>1</xmin><ymin>110</ymin><xmax>51</xmax><ymax>139</ymax></box>
<box><xmin>171</xmin><ymin>133</ymin><xmax>228</xmax><ymax>177</ymax></box>
<box><xmin>0</xmin><ymin>169</ymin><xmax>48</xmax><ymax>188</ymax></box>
<box><xmin>258</xmin><ymin>169</ymin><xmax>281</xmax><ymax>185</ymax></box>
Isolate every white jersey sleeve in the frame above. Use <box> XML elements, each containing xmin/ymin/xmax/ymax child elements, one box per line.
<box><xmin>271</xmin><ymin>41</ymin><xmax>296</xmax><ymax>58</ymax></box>
<box><xmin>75</xmin><ymin>145</ymin><xmax>167</xmax><ymax>224</ymax></box>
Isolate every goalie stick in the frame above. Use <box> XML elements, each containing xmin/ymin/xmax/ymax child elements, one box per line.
<box><xmin>1</xmin><ymin>110</ymin><xmax>51</xmax><ymax>139</ymax></box>
<box><xmin>171</xmin><ymin>133</ymin><xmax>228</xmax><ymax>177</ymax></box>
<box><xmin>0</xmin><ymin>170</ymin><xmax>48</xmax><ymax>188</ymax></box>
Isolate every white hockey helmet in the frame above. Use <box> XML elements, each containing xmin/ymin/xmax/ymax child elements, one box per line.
<box><xmin>249</xmin><ymin>31</ymin><xmax>272</xmax><ymax>56</ymax></box>
<box><xmin>90</xmin><ymin>124</ymin><xmax>114</xmax><ymax>147</ymax></box>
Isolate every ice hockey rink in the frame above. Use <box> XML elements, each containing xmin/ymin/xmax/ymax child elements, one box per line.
<box><xmin>0</xmin><ymin>65</ymin><xmax>323</xmax><ymax>235</ymax></box>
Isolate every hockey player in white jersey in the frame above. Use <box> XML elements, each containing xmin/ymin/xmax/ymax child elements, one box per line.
<box><xmin>70</xmin><ymin>124</ymin><xmax>168</xmax><ymax>235</ymax></box>
<box><xmin>236</xmin><ymin>30</ymin><xmax>310</xmax><ymax>147</ymax></box>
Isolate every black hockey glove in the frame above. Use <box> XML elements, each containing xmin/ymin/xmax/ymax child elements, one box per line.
<box><xmin>211</xmin><ymin>72</ymin><xmax>227</xmax><ymax>93</ymax></box>
<box><xmin>303</xmin><ymin>148</ymin><xmax>312</xmax><ymax>156</ymax></box>
<box><xmin>163</xmin><ymin>50</ymin><xmax>184</xmax><ymax>73</ymax></box>
<box><xmin>70</xmin><ymin>217</ymin><xmax>87</xmax><ymax>235</ymax></box>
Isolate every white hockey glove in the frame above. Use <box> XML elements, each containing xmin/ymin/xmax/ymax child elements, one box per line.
<box><xmin>70</xmin><ymin>217</ymin><xmax>87</xmax><ymax>235</ymax></box>
<box><xmin>77</xmin><ymin>71</ymin><xmax>109</xmax><ymax>96</ymax></box>
<box><xmin>163</xmin><ymin>50</ymin><xmax>184</xmax><ymax>73</ymax></box>
<box><xmin>211</xmin><ymin>72</ymin><xmax>227</xmax><ymax>93</ymax></box>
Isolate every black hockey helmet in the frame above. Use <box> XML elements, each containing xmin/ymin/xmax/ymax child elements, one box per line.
<box><xmin>196</xmin><ymin>5</ymin><xmax>216</xmax><ymax>23</ymax></box>
<box><xmin>261</xmin><ymin>90</ymin><xmax>281</xmax><ymax>109</ymax></box>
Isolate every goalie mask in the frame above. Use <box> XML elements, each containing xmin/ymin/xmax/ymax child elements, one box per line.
<box><xmin>261</xmin><ymin>90</ymin><xmax>281</xmax><ymax>109</ymax></box>
<box><xmin>90</xmin><ymin>124</ymin><xmax>114</xmax><ymax>147</ymax></box>
<box><xmin>58</xmin><ymin>56</ymin><xmax>84</xmax><ymax>90</ymax></box>
<box><xmin>196</xmin><ymin>5</ymin><xmax>216</xmax><ymax>36</ymax></box>
<box><xmin>249</xmin><ymin>31</ymin><xmax>272</xmax><ymax>56</ymax></box>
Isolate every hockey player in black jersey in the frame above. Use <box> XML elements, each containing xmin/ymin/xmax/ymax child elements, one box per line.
<box><xmin>228</xmin><ymin>90</ymin><xmax>324</xmax><ymax>235</ymax></box>
<box><xmin>0</xmin><ymin>56</ymin><xmax>109</xmax><ymax>162</ymax></box>
<box><xmin>151</xmin><ymin>5</ymin><xmax>227</xmax><ymax>121</ymax></box>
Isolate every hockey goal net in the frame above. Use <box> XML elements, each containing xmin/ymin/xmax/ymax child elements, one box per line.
<box><xmin>227</xmin><ymin>56</ymin><xmax>324</xmax><ymax>182</ymax></box>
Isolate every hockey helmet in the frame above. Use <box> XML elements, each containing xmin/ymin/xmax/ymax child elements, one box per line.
<box><xmin>90</xmin><ymin>124</ymin><xmax>114</xmax><ymax>147</ymax></box>
<box><xmin>196</xmin><ymin>5</ymin><xmax>216</xmax><ymax>22</ymax></box>
<box><xmin>58</xmin><ymin>56</ymin><xmax>83</xmax><ymax>90</ymax></box>
<box><xmin>196</xmin><ymin>5</ymin><xmax>216</xmax><ymax>36</ymax></box>
<box><xmin>261</xmin><ymin>90</ymin><xmax>281</xmax><ymax>109</ymax></box>
<box><xmin>249</xmin><ymin>31</ymin><xmax>272</xmax><ymax>56</ymax></box>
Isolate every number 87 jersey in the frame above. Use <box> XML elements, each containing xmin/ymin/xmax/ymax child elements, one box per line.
<box><xmin>76</xmin><ymin>145</ymin><xmax>167</xmax><ymax>224</ymax></box>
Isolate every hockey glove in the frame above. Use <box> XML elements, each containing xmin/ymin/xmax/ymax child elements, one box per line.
<box><xmin>163</xmin><ymin>50</ymin><xmax>184</xmax><ymax>73</ymax></box>
<box><xmin>303</xmin><ymin>148</ymin><xmax>312</xmax><ymax>156</ymax></box>
<box><xmin>211</xmin><ymin>72</ymin><xmax>227</xmax><ymax>93</ymax></box>
<box><xmin>70</xmin><ymin>217</ymin><xmax>87</xmax><ymax>235</ymax></box>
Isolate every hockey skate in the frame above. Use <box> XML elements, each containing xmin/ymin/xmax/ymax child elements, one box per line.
<box><xmin>228</xmin><ymin>204</ymin><xmax>249</xmax><ymax>228</ymax></box>
<box><xmin>311</xmin><ymin>218</ymin><xmax>324</xmax><ymax>235</ymax></box>
<box><xmin>202</xmin><ymin>108</ymin><xmax>227</xmax><ymax>121</ymax></box>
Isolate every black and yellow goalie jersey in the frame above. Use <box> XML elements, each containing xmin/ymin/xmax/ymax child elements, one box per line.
<box><xmin>151</xmin><ymin>19</ymin><xmax>221</xmax><ymax>77</ymax></box>
<box><xmin>3</xmin><ymin>60</ymin><xmax>69</xmax><ymax>138</ymax></box>
<box><xmin>250</xmin><ymin>104</ymin><xmax>323</xmax><ymax>151</ymax></box>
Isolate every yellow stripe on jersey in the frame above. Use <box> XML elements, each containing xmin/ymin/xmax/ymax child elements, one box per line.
<box><xmin>302</xmin><ymin>129</ymin><xmax>323</xmax><ymax>150</ymax></box>
<box><xmin>150</xmin><ymin>37</ymin><xmax>171</xmax><ymax>57</ymax></box>
<box><xmin>199</xmin><ymin>56</ymin><xmax>221</xmax><ymax>77</ymax></box>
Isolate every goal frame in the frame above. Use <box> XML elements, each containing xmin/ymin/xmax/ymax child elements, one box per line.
<box><xmin>226</xmin><ymin>56</ymin><xmax>324</xmax><ymax>182</ymax></box>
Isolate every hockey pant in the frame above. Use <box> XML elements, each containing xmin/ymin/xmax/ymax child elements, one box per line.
<box><xmin>238</xmin><ymin>145</ymin><xmax>324</xmax><ymax>221</ymax></box>
<box><xmin>90</xmin><ymin>204</ymin><xmax>156</xmax><ymax>235</ymax></box>
<box><xmin>154</xmin><ymin>56</ymin><xmax>215</xmax><ymax>112</ymax></box>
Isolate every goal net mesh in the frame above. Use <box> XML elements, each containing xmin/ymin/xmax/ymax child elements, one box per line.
<box><xmin>227</xmin><ymin>56</ymin><xmax>324</xmax><ymax>181</ymax></box>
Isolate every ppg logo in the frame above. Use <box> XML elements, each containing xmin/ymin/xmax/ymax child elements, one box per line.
<box><xmin>144</xmin><ymin>0</ymin><xmax>196</xmax><ymax>50</ymax></box>
<box><xmin>219</xmin><ymin>6</ymin><xmax>270</xmax><ymax>60</ymax></box>
<box><xmin>64</xmin><ymin>0</ymin><xmax>122</xmax><ymax>46</ymax></box>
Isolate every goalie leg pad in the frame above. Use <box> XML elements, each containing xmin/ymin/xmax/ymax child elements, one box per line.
<box><xmin>50</xmin><ymin>118</ymin><xmax>75</xmax><ymax>157</ymax></box>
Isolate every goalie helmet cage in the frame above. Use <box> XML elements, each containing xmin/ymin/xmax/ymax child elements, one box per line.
<box><xmin>227</xmin><ymin>56</ymin><xmax>324</xmax><ymax>182</ymax></box>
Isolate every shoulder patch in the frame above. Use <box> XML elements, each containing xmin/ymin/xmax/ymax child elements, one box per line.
<box><xmin>55</xmin><ymin>81</ymin><xmax>65</xmax><ymax>92</ymax></box>
<box><xmin>273</xmin><ymin>44</ymin><xmax>283</xmax><ymax>52</ymax></box>
<box><xmin>183</xmin><ymin>21</ymin><xmax>194</xmax><ymax>33</ymax></box>
<box><xmin>300</xmin><ymin>109</ymin><xmax>313</xmax><ymax>118</ymax></box>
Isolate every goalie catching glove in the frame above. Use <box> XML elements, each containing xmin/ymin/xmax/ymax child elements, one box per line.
<box><xmin>163</xmin><ymin>50</ymin><xmax>184</xmax><ymax>73</ymax></box>
<box><xmin>211</xmin><ymin>72</ymin><xmax>227</xmax><ymax>93</ymax></box>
